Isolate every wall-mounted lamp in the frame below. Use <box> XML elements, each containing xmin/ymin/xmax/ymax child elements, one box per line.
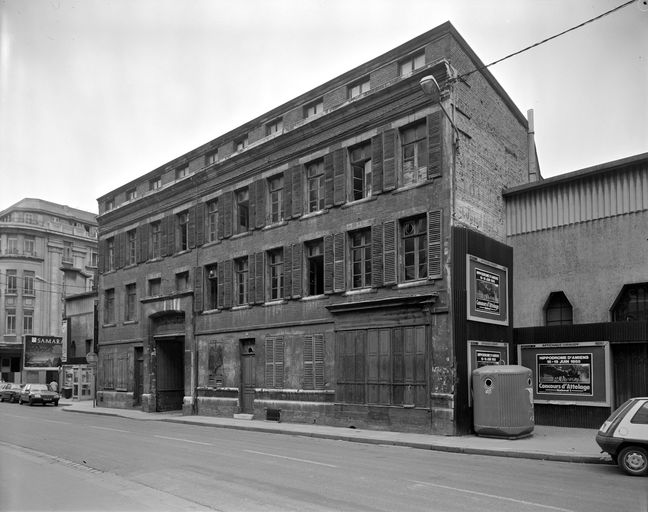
<box><xmin>419</xmin><ymin>75</ymin><xmax>460</xmax><ymax>146</ymax></box>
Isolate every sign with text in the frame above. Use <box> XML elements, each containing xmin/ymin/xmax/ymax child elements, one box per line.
<box><xmin>467</xmin><ymin>340</ymin><xmax>509</xmax><ymax>405</ymax></box>
<box><xmin>23</xmin><ymin>335</ymin><xmax>63</xmax><ymax>369</ymax></box>
<box><xmin>466</xmin><ymin>255</ymin><xmax>509</xmax><ymax>325</ymax></box>
<box><xmin>518</xmin><ymin>342</ymin><xmax>611</xmax><ymax>406</ymax></box>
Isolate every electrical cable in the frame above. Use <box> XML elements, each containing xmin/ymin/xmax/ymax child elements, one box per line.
<box><xmin>458</xmin><ymin>0</ymin><xmax>635</xmax><ymax>80</ymax></box>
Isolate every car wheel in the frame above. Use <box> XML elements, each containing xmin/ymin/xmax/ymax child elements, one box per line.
<box><xmin>18</xmin><ymin>397</ymin><xmax>23</xmax><ymax>405</ymax></box>
<box><xmin>0</xmin><ymin>396</ymin><xmax>4</xmax><ymax>402</ymax></box>
<box><xmin>618</xmin><ymin>446</ymin><xmax>648</xmax><ymax>476</ymax></box>
<box><xmin>54</xmin><ymin>401</ymin><xmax>59</xmax><ymax>406</ymax></box>
<box><xmin>29</xmin><ymin>398</ymin><xmax>34</xmax><ymax>406</ymax></box>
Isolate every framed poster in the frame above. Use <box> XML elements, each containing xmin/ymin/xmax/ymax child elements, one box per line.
<box><xmin>466</xmin><ymin>255</ymin><xmax>509</xmax><ymax>325</ymax></box>
<box><xmin>23</xmin><ymin>335</ymin><xmax>63</xmax><ymax>369</ymax></box>
<box><xmin>467</xmin><ymin>340</ymin><xmax>509</xmax><ymax>405</ymax></box>
<box><xmin>517</xmin><ymin>341</ymin><xmax>611</xmax><ymax>406</ymax></box>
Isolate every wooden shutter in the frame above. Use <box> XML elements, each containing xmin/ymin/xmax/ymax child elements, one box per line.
<box><xmin>265</xmin><ymin>335</ymin><xmax>284</xmax><ymax>388</ymax></box>
<box><xmin>303</xmin><ymin>335</ymin><xmax>314</xmax><ymax>390</ymax></box>
<box><xmin>427</xmin><ymin>209</ymin><xmax>443</xmax><ymax>279</ymax></box>
<box><xmin>160</xmin><ymin>214</ymin><xmax>169</xmax><ymax>257</ymax></box>
<box><xmin>255</xmin><ymin>252</ymin><xmax>265</xmax><ymax>304</ymax></box>
<box><xmin>382</xmin><ymin>129</ymin><xmax>397</xmax><ymax>191</ymax></box>
<box><xmin>371</xmin><ymin>223</ymin><xmax>384</xmax><ymax>288</ymax></box>
<box><xmin>194</xmin><ymin>266</ymin><xmax>203</xmax><ymax>312</ymax></box>
<box><xmin>219</xmin><ymin>259</ymin><xmax>232</xmax><ymax>308</ymax></box>
<box><xmin>427</xmin><ymin>111</ymin><xmax>443</xmax><ymax>179</ymax></box>
<box><xmin>195</xmin><ymin>202</ymin><xmax>205</xmax><ymax>246</ymax></box>
<box><xmin>383</xmin><ymin>220</ymin><xmax>397</xmax><ymax>285</ymax></box>
<box><xmin>290</xmin><ymin>166</ymin><xmax>303</xmax><ymax>217</ymax></box>
<box><xmin>333</xmin><ymin>232</ymin><xmax>346</xmax><ymax>292</ymax></box>
<box><xmin>371</xmin><ymin>134</ymin><xmax>383</xmax><ymax>194</ymax></box>
<box><xmin>166</xmin><ymin>213</ymin><xmax>176</xmax><ymax>256</ymax></box>
<box><xmin>188</xmin><ymin>206</ymin><xmax>196</xmax><ymax>249</ymax></box>
<box><xmin>333</xmin><ymin>148</ymin><xmax>346</xmax><ymax>205</ymax></box>
<box><xmin>116</xmin><ymin>232</ymin><xmax>126</xmax><ymax>269</ymax></box>
<box><xmin>221</xmin><ymin>191</ymin><xmax>233</xmax><ymax>239</ymax></box>
<box><xmin>324</xmin><ymin>235</ymin><xmax>334</xmax><ymax>294</ymax></box>
<box><xmin>292</xmin><ymin>243</ymin><xmax>302</xmax><ymax>297</ymax></box>
<box><xmin>138</xmin><ymin>223</ymin><xmax>149</xmax><ymax>263</ymax></box>
<box><xmin>283</xmin><ymin>168</ymin><xmax>292</xmax><ymax>219</ymax></box>
<box><xmin>304</xmin><ymin>334</ymin><xmax>325</xmax><ymax>390</ymax></box>
<box><xmin>324</xmin><ymin>153</ymin><xmax>335</xmax><ymax>208</ymax></box>
<box><xmin>255</xmin><ymin>179</ymin><xmax>266</xmax><ymax>229</ymax></box>
<box><xmin>98</xmin><ymin>239</ymin><xmax>106</xmax><ymax>274</ymax></box>
<box><xmin>283</xmin><ymin>245</ymin><xmax>292</xmax><ymax>299</ymax></box>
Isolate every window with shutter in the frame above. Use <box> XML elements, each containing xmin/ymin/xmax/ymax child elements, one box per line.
<box><xmin>303</xmin><ymin>334</ymin><xmax>325</xmax><ymax>390</ymax></box>
<box><xmin>427</xmin><ymin>111</ymin><xmax>443</xmax><ymax>178</ymax></box>
<box><xmin>324</xmin><ymin>235</ymin><xmax>334</xmax><ymax>294</ymax></box>
<box><xmin>267</xmin><ymin>175</ymin><xmax>284</xmax><ymax>225</ymax></box>
<box><xmin>234</xmin><ymin>257</ymin><xmax>249</xmax><ymax>306</ymax></box>
<box><xmin>265</xmin><ymin>335</ymin><xmax>284</xmax><ymax>388</ymax></box>
<box><xmin>371</xmin><ymin>224</ymin><xmax>383</xmax><ymax>288</ymax></box>
<box><xmin>255</xmin><ymin>252</ymin><xmax>265</xmax><ymax>303</ymax></box>
<box><xmin>348</xmin><ymin>142</ymin><xmax>372</xmax><ymax>202</ymax></box>
<box><xmin>292</xmin><ymin>243</ymin><xmax>303</xmax><ymax>297</ymax></box>
<box><xmin>266</xmin><ymin>249</ymin><xmax>283</xmax><ymax>301</ymax></box>
<box><xmin>400</xmin><ymin>121</ymin><xmax>428</xmax><ymax>187</ymax></box>
<box><xmin>382</xmin><ymin>130</ymin><xmax>396</xmax><ymax>190</ymax></box>
<box><xmin>350</xmin><ymin>228</ymin><xmax>371</xmax><ymax>289</ymax></box>
<box><xmin>306</xmin><ymin>239</ymin><xmax>323</xmax><ymax>296</ymax></box>
<box><xmin>383</xmin><ymin>221</ymin><xmax>397</xmax><ymax>285</ymax></box>
<box><xmin>371</xmin><ymin>134</ymin><xmax>383</xmax><ymax>194</ymax></box>
<box><xmin>401</xmin><ymin>215</ymin><xmax>427</xmax><ymax>281</ymax></box>
<box><xmin>427</xmin><ymin>209</ymin><xmax>442</xmax><ymax>279</ymax></box>
<box><xmin>306</xmin><ymin>160</ymin><xmax>325</xmax><ymax>213</ymax></box>
<box><xmin>194</xmin><ymin>267</ymin><xmax>204</xmax><ymax>312</ymax></box>
<box><xmin>333</xmin><ymin>232</ymin><xmax>346</xmax><ymax>292</ymax></box>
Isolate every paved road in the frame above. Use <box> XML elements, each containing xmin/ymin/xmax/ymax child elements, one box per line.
<box><xmin>1</xmin><ymin>403</ymin><xmax>646</xmax><ymax>512</ymax></box>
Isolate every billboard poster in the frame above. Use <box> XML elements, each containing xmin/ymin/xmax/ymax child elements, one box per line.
<box><xmin>24</xmin><ymin>335</ymin><xmax>63</xmax><ymax>369</ymax></box>
<box><xmin>466</xmin><ymin>255</ymin><xmax>509</xmax><ymax>325</ymax></box>
<box><xmin>537</xmin><ymin>353</ymin><xmax>592</xmax><ymax>395</ymax></box>
<box><xmin>475</xmin><ymin>269</ymin><xmax>500</xmax><ymax>315</ymax></box>
<box><xmin>517</xmin><ymin>342</ymin><xmax>611</xmax><ymax>406</ymax></box>
<box><xmin>476</xmin><ymin>350</ymin><xmax>502</xmax><ymax>368</ymax></box>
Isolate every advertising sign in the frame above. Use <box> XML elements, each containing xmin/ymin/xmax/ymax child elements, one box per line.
<box><xmin>476</xmin><ymin>350</ymin><xmax>503</xmax><ymax>367</ymax></box>
<box><xmin>517</xmin><ymin>342</ymin><xmax>611</xmax><ymax>406</ymax></box>
<box><xmin>23</xmin><ymin>335</ymin><xmax>63</xmax><ymax>369</ymax></box>
<box><xmin>466</xmin><ymin>255</ymin><xmax>509</xmax><ymax>325</ymax></box>
<box><xmin>537</xmin><ymin>353</ymin><xmax>592</xmax><ymax>396</ymax></box>
<box><xmin>467</xmin><ymin>340</ymin><xmax>509</xmax><ymax>405</ymax></box>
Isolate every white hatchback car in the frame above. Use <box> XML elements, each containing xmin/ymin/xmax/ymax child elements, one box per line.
<box><xmin>596</xmin><ymin>397</ymin><xmax>648</xmax><ymax>476</ymax></box>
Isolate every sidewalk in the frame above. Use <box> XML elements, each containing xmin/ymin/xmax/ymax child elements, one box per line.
<box><xmin>59</xmin><ymin>399</ymin><xmax>611</xmax><ymax>465</ymax></box>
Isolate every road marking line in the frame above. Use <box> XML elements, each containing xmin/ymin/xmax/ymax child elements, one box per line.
<box><xmin>90</xmin><ymin>426</ymin><xmax>132</xmax><ymax>433</ymax></box>
<box><xmin>154</xmin><ymin>435</ymin><xmax>213</xmax><ymax>446</ymax></box>
<box><xmin>407</xmin><ymin>480</ymin><xmax>576</xmax><ymax>512</ymax></box>
<box><xmin>244</xmin><ymin>449</ymin><xmax>338</xmax><ymax>468</ymax></box>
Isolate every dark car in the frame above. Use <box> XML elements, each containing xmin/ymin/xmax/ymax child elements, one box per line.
<box><xmin>0</xmin><ymin>383</ymin><xmax>24</xmax><ymax>403</ymax></box>
<box><xmin>18</xmin><ymin>383</ymin><xmax>60</xmax><ymax>406</ymax></box>
<box><xmin>596</xmin><ymin>397</ymin><xmax>648</xmax><ymax>476</ymax></box>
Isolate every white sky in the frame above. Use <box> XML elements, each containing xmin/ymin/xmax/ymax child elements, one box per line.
<box><xmin>0</xmin><ymin>0</ymin><xmax>646</xmax><ymax>214</ymax></box>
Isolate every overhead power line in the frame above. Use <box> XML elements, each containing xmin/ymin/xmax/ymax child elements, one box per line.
<box><xmin>459</xmin><ymin>0</ymin><xmax>636</xmax><ymax>80</ymax></box>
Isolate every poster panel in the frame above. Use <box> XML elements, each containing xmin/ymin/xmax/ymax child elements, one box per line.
<box><xmin>466</xmin><ymin>255</ymin><xmax>509</xmax><ymax>325</ymax></box>
<box><xmin>517</xmin><ymin>342</ymin><xmax>611</xmax><ymax>406</ymax></box>
<box><xmin>467</xmin><ymin>340</ymin><xmax>509</xmax><ymax>405</ymax></box>
<box><xmin>23</xmin><ymin>335</ymin><xmax>63</xmax><ymax>369</ymax></box>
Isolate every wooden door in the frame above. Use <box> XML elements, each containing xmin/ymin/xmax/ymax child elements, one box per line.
<box><xmin>240</xmin><ymin>339</ymin><xmax>256</xmax><ymax>414</ymax></box>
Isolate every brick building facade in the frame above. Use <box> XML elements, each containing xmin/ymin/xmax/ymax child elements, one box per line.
<box><xmin>96</xmin><ymin>22</ymin><xmax>536</xmax><ymax>435</ymax></box>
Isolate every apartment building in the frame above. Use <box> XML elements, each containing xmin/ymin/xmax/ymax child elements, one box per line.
<box><xmin>96</xmin><ymin>22</ymin><xmax>536</xmax><ymax>435</ymax></box>
<box><xmin>0</xmin><ymin>198</ymin><xmax>98</xmax><ymax>384</ymax></box>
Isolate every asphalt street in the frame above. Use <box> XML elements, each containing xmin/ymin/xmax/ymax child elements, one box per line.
<box><xmin>1</xmin><ymin>403</ymin><xmax>646</xmax><ymax>512</ymax></box>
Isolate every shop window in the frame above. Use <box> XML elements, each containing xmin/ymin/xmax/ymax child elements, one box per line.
<box><xmin>612</xmin><ymin>283</ymin><xmax>648</xmax><ymax>322</ymax></box>
<box><xmin>544</xmin><ymin>292</ymin><xmax>573</xmax><ymax>326</ymax></box>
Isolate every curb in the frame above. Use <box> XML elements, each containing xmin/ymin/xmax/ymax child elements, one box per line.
<box><xmin>61</xmin><ymin>406</ymin><xmax>611</xmax><ymax>465</ymax></box>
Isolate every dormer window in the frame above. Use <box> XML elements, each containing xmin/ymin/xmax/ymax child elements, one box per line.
<box><xmin>205</xmin><ymin>150</ymin><xmax>218</xmax><ymax>166</ymax></box>
<box><xmin>105</xmin><ymin>198</ymin><xmax>114</xmax><ymax>211</ymax></box>
<box><xmin>266</xmin><ymin>117</ymin><xmax>283</xmax><ymax>136</ymax></box>
<box><xmin>176</xmin><ymin>165</ymin><xmax>188</xmax><ymax>180</ymax></box>
<box><xmin>348</xmin><ymin>77</ymin><xmax>370</xmax><ymax>99</ymax></box>
<box><xmin>304</xmin><ymin>99</ymin><xmax>323</xmax><ymax>119</ymax></box>
<box><xmin>399</xmin><ymin>51</ymin><xmax>425</xmax><ymax>76</ymax></box>
<box><xmin>149</xmin><ymin>177</ymin><xmax>161</xmax><ymax>191</ymax></box>
<box><xmin>235</xmin><ymin>136</ymin><xmax>248</xmax><ymax>152</ymax></box>
<box><xmin>126</xmin><ymin>188</ymin><xmax>137</xmax><ymax>201</ymax></box>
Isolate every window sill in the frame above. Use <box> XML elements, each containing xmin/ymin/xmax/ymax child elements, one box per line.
<box><xmin>392</xmin><ymin>180</ymin><xmax>430</xmax><ymax>195</ymax></box>
<box><xmin>123</xmin><ymin>320</ymin><xmax>138</xmax><ymax>326</ymax></box>
<box><xmin>146</xmin><ymin>257</ymin><xmax>163</xmax><ymax>263</ymax></box>
<box><xmin>201</xmin><ymin>308</ymin><xmax>221</xmax><ymax>315</ymax></box>
<box><xmin>341</xmin><ymin>196</ymin><xmax>377</xmax><ymax>209</ymax></box>
<box><xmin>102</xmin><ymin>323</ymin><xmax>117</xmax><ymax>328</ymax></box>
<box><xmin>203</xmin><ymin>239</ymin><xmax>221</xmax><ymax>249</ymax></box>
<box><xmin>395</xmin><ymin>279</ymin><xmax>429</xmax><ymax>289</ymax></box>
<box><xmin>343</xmin><ymin>287</ymin><xmax>376</xmax><ymax>297</ymax></box>
<box><xmin>263</xmin><ymin>300</ymin><xmax>287</xmax><ymax>307</ymax></box>
<box><xmin>263</xmin><ymin>220</ymin><xmax>288</xmax><ymax>231</ymax></box>
<box><xmin>300</xmin><ymin>294</ymin><xmax>328</xmax><ymax>302</ymax></box>
<box><xmin>231</xmin><ymin>305</ymin><xmax>252</xmax><ymax>311</ymax></box>
<box><xmin>300</xmin><ymin>209</ymin><xmax>328</xmax><ymax>220</ymax></box>
<box><xmin>173</xmin><ymin>249</ymin><xmax>192</xmax><ymax>257</ymax></box>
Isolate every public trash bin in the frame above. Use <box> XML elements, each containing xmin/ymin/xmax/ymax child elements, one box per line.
<box><xmin>62</xmin><ymin>387</ymin><xmax>72</xmax><ymax>399</ymax></box>
<box><xmin>472</xmin><ymin>364</ymin><xmax>534</xmax><ymax>438</ymax></box>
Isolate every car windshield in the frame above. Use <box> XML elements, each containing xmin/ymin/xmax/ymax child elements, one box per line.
<box><xmin>30</xmin><ymin>384</ymin><xmax>49</xmax><ymax>392</ymax></box>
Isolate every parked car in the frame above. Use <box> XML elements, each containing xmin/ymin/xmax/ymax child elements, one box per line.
<box><xmin>18</xmin><ymin>383</ymin><xmax>60</xmax><ymax>406</ymax></box>
<box><xmin>596</xmin><ymin>397</ymin><xmax>648</xmax><ymax>476</ymax></box>
<box><xmin>0</xmin><ymin>383</ymin><xmax>24</xmax><ymax>403</ymax></box>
